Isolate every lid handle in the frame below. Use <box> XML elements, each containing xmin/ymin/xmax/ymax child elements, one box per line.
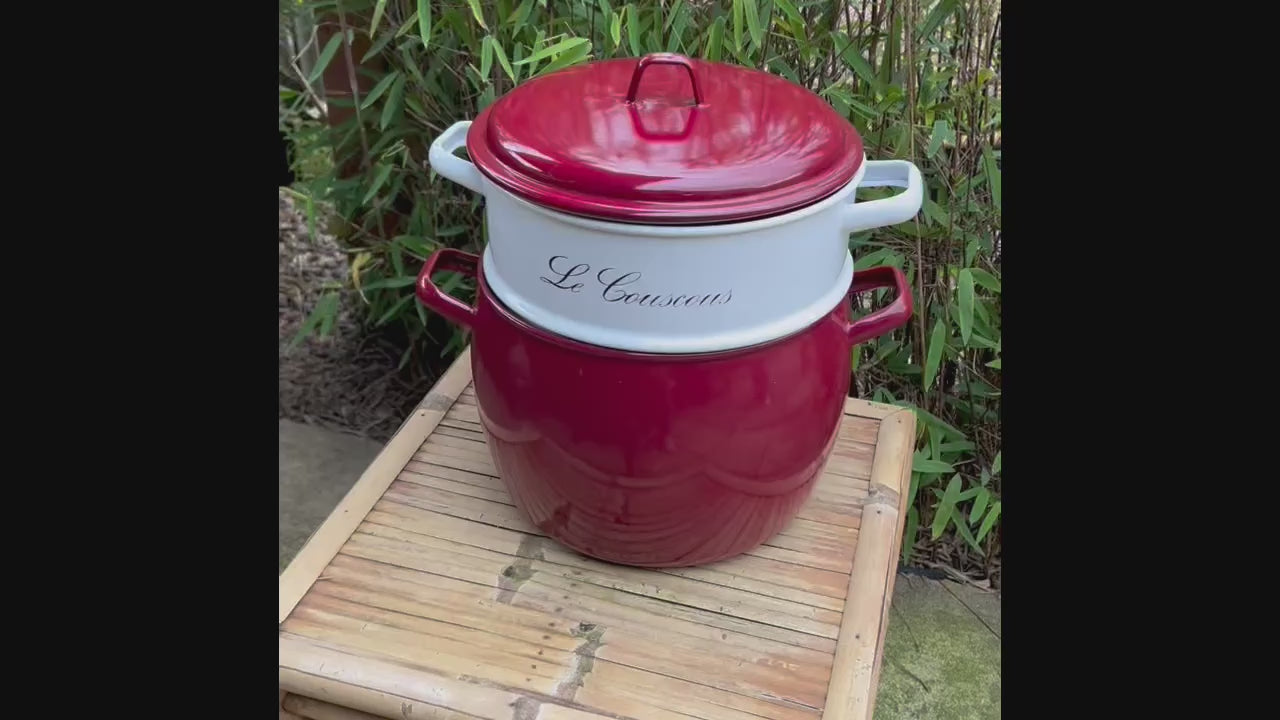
<box><xmin>625</xmin><ymin>53</ymin><xmax>703</xmax><ymax>105</ymax></box>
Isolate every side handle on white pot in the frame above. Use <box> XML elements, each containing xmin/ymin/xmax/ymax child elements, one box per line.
<box><xmin>841</xmin><ymin>160</ymin><xmax>924</xmax><ymax>234</ymax></box>
<box><xmin>427</xmin><ymin>121</ymin><xmax>485</xmax><ymax>195</ymax></box>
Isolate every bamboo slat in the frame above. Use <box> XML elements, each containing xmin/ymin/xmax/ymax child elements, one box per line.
<box><xmin>279</xmin><ymin>350</ymin><xmax>915</xmax><ymax>720</ymax></box>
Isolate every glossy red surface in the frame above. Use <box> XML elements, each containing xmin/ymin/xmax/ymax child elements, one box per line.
<box><xmin>415</xmin><ymin>250</ymin><xmax>911</xmax><ymax>567</ymax></box>
<box><xmin>466</xmin><ymin>53</ymin><xmax>865</xmax><ymax>225</ymax></box>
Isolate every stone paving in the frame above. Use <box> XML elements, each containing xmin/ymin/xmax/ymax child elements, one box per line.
<box><xmin>875</xmin><ymin>572</ymin><xmax>1001</xmax><ymax>719</ymax></box>
<box><xmin>278</xmin><ymin>419</ymin><xmax>382</xmax><ymax>570</ymax></box>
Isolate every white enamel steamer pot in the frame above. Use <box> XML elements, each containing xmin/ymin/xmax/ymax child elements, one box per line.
<box><xmin>428</xmin><ymin>53</ymin><xmax>923</xmax><ymax>354</ymax></box>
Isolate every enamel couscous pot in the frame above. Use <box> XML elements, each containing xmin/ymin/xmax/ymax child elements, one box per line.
<box><xmin>418</xmin><ymin>53</ymin><xmax>919</xmax><ymax>566</ymax></box>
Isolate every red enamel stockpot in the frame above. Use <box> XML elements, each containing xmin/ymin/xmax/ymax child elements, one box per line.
<box><xmin>416</xmin><ymin>249</ymin><xmax>912</xmax><ymax>567</ymax></box>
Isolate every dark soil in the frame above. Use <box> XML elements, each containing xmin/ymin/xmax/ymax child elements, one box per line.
<box><xmin>278</xmin><ymin>190</ymin><xmax>432</xmax><ymax>443</ymax></box>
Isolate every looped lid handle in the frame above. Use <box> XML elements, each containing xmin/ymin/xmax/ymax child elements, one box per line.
<box><xmin>625</xmin><ymin>53</ymin><xmax>703</xmax><ymax>105</ymax></box>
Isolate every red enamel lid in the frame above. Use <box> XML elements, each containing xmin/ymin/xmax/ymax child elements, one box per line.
<box><xmin>465</xmin><ymin>53</ymin><xmax>864</xmax><ymax>225</ymax></box>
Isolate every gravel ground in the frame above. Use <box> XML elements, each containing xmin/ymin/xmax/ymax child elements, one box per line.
<box><xmin>278</xmin><ymin>189</ymin><xmax>430</xmax><ymax>443</ymax></box>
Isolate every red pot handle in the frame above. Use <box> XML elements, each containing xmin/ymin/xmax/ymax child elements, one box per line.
<box><xmin>845</xmin><ymin>266</ymin><xmax>913</xmax><ymax>345</ymax></box>
<box><xmin>626</xmin><ymin>53</ymin><xmax>703</xmax><ymax>105</ymax></box>
<box><xmin>415</xmin><ymin>248</ymin><xmax>480</xmax><ymax>330</ymax></box>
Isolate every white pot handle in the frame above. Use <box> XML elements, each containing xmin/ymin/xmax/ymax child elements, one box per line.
<box><xmin>841</xmin><ymin>160</ymin><xmax>924</xmax><ymax>234</ymax></box>
<box><xmin>428</xmin><ymin>120</ymin><xmax>484</xmax><ymax>195</ymax></box>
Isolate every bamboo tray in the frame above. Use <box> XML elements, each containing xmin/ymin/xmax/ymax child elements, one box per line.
<box><xmin>279</xmin><ymin>347</ymin><xmax>916</xmax><ymax>720</ymax></box>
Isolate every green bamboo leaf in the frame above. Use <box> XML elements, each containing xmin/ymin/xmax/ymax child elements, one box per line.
<box><xmin>773</xmin><ymin>0</ymin><xmax>802</xmax><ymax>25</ymax></box>
<box><xmin>992</xmin><ymin>451</ymin><xmax>1001</xmax><ymax>475</ymax></box>
<box><xmin>291</xmin><ymin>291</ymin><xmax>339</xmax><ymax>346</ymax></box>
<box><xmin>370</xmin><ymin>0</ymin><xmax>388</xmax><ymax>33</ymax></box>
<box><xmin>832</xmin><ymin>32</ymin><xmax>881</xmax><ymax>94</ymax></box>
<box><xmin>308</xmin><ymin>32</ymin><xmax>345</xmax><ymax>85</ymax></box>
<box><xmin>902</xmin><ymin>505</ymin><xmax>918</xmax><ymax>564</ymax></box>
<box><xmin>417</xmin><ymin>0</ymin><xmax>432</xmax><ymax>51</ymax></box>
<box><xmin>921</xmin><ymin>195</ymin><xmax>947</xmax><ymax>226</ymax></box>
<box><xmin>705</xmin><ymin>16</ymin><xmax>725</xmax><ymax>61</ymax></box>
<box><xmin>891</xmin><ymin>120</ymin><xmax>911</xmax><ymax>158</ymax></box>
<box><xmin>767</xmin><ymin>57</ymin><xmax>799</xmax><ymax>84</ymax></box>
<box><xmin>466</xmin><ymin>0</ymin><xmax>487</xmax><ymax>29</ymax></box>
<box><xmin>931</xmin><ymin>474</ymin><xmax>963</xmax><ymax>540</ymax></box>
<box><xmin>939</xmin><ymin>439</ymin><xmax>976</xmax><ymax>454</ymax></box>
<box><xmin>415</xmin><ymin>296</ymin><xmax>429</xmax><ymax>327</ymax></box>
<box><xmin>917</xmin><ymin>0</ymin><xmax>958</xmax><ymax>40</ymax></box>
<box><xmin>968</xmin><ymin>268</ymin><xmax>1001</xmax><ymax>293</ymax></box>
<box><xmin>854</xmin><ymin>248</ymin><xmax>901</xmax><ymax>271</ymax></box>
<box><xmin>492</xmin><ymin>39</ymin><xmax>516</xmax><ymax>84</ymax></box>
<box><xmin>361</xmin><ymin>276</ymin><xmax>418</xmax><ymax>291</ymax></box>
<box><xmin>666</xmin><ymin>5</ymin><xmax>688</xmax><ymax>53</ymax></box>
<box><xmin>894</xmin><ymin>401</ymin><xmax>966</xmax><ymax>440</ymax></box>
<box><xmin>388</xmin><ymin>239</ymin><xmax>406</xmax><ymax>279</ymax></box>
<box><xmin>394</xmin><ymin>12</ymin><xmax>419</xmax><ymax>38</ymax></box>
<box><xmin>731</xmin><ymin>0</ymin><xmax>744</xmax><ymax>51</ymax></box>
<box><xmin>375</xmin><ymin>293</ymin><xmax>414</xmax><ymax>326</ymax></box>
<box><xmin>879</xmin><ymin>12</ymin><xmax>900</xmax><ymax>89</ymax></box>
<box><xmin>924</xmin><ymin>319</ymin><xmax>946</xmax><ymax>389</ymax></box>
<box><xmin>983</xmin><ymin>145</ymin><xmax>1001</xmax><ymax>210</ymax></box>
<box><xmin>538</xmin><ymin>40</ymin><xmax>593</xmax><ymax>75</ymax></box>
<box><xmin>627</xmin><ymin>4</ymin><xmax>642</xmax><ymax>56</ymax></box>
<box><xmin>393</xmin><ymin>235</ymin><xmax>435</xmax><ymax>260</ymax></box>
<box><xmin>379</xmin><ymin>73</ymin><xmax>406</xmax><ymax>129</ymax></box>
<box><xmin>509</xmin><ymin>0</ymin><xmax>536</xmax><ymax>25</ymax></box>
<box><xmin>743</xmin><ymin>0</ymin><xmax>763</xmax><ymax>49</ymax></box>
<box><xmin>927</xmin><ymin>119</ymin><xmax>954</xmax><ymax>157</ymax></box>
<box><xmin>480</xmin><ymin>35</ymin><xmax>494</xmax><ymax>80</ymax></box>
<box><xmin>398</xmin><ymin>46</ymin><xmax>426</xmax><ymax>84</ymax></box>
<box><xmin>515</xmin><ymin>37</ymin><xmax>590</xmax><ymax>66</ymax></box>
<box><xmin>362</xmin><ymin>164</ymin><xmax>394</xmax><ymax>205</ymax></box>
<box><xmin>845</xmin><ymin>96</ymin><xmax>881</xmax><ymax>120</ymax></box>
<box><xmin>912</xmin><ymin>453</ymin><xmax>954</xmax><ymax>475</ymax></box>
<box><xmin>986</xmin><ymin>357</ymin><xmax>1001</xmax><ymax>370</ymax></box>
<box><xmin>361</xmin><ymin>30</ymin><xmax>398</xmax><ymax>62</ymax></box>
<box><xmin>477</xmin><ymin>86</ymin><xmax>495</xmax><ymax>113</ymax></box>
<box><xmin>663</xmin><ymin>0</ymin><xmax>683</xmax><ymax>31</ymax></box>
<box><xmin>360</xmin><ymin>71</ymin><xmax>400</xmax><ymax>110</ymax></box>
<box><xmin>957</xmin><ymin>268</ymin><xmax>975</xmax><ymax>346</ymax></box>
<box><xmin>610</xmin><ymin>11</ymin><xmax>622</xmax><ymax>47</ymax></box>
<box><xmin>970</xmin><ymin>487</ymin><xmax>990</xmax><ymax>526</ymax></box>
<box><xmin>405</xmin><ymin>94</ymin><xmax>428</xmax><ymax>119</ymax></box>
<box><xmin>953</xmin><ymin>510</ymin><xmax>984</xmax><ymax>554</ymax></box>
<box><xmin>644</xmin><ymin>28</ymin><xmax>661</xmax><ymax>53</ymax></box>
<box><xmin>975</xmin><ymin>500</ymin><xmax>1001</xmax><ymax>542</ymax></box>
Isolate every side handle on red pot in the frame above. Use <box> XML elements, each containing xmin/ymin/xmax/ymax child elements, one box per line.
<box><xmin>416</xmin><ymin>248</ymin><xmax>481</xmax><ymax>330</ymax></box>
<box><xmin>845</xmin><ymin>265</ymin><xmax>913</xmax><ymax>346</ymax></box>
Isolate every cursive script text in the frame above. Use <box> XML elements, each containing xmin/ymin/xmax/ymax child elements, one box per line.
<box><xmin>538</xmin><ymin>255</ymin><xmax>732</xmax><ymax>308</ymax></box>
<box><xmin>539</xmin><ymin>255</ymin><xmax>589</xmax><ymax>292</ymax></box>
